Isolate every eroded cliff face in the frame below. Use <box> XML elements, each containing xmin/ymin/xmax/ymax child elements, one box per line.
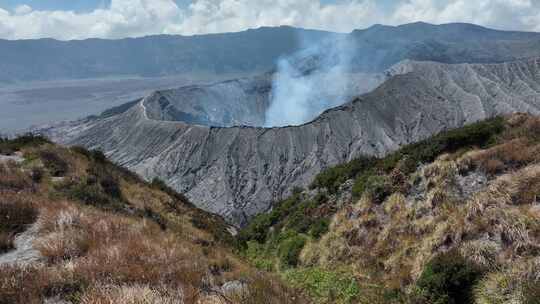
<box><xmin>44</xmin><ymin>58</ymin><xmax>540</xmax><ymax>225</ymax></box>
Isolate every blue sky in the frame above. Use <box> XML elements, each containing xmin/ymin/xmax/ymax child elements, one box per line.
<box><xmin>1</xmin><ymin>0</ymin><xmax>368</xmax><ymax>12</ymax></box>
<box><xmin>0</xmin><ymin>0</ymin><xmax>539</xmax><ymax>40</ymax></box>
<box><xmin>1</xmin><ymin>0</ymin><xmax>108</xmax><ymax>12</ymax></box>
<box><xmin>0</xmin><ymin>0</ymin><xmax>192</xmax><ymax>11</ymax></box>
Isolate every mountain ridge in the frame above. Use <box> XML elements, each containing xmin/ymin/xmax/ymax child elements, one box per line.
<box><xmin>42</xmin><ymin>57</ymin><xmax>540</xmax><ymax>225</ymax></box>
<box><xmin>0</xmin><ymin>26</ymin><xmax>334</xmax><ymax>83</ymax></box>
<box><xmin>4</xmin><ymin>22</ymin><xmax>540</xmax><ymax>84</ymax></box>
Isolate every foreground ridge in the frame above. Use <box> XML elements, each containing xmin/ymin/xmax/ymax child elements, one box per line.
<box><xmin>237</xmin><ymin>113</ymin><xmax>540</xmax><ymax>303</ymax></box>
<box><xmin>0</xmin><ymin>136</ymin><xmax>302</xmax><ymax>304</ymax></box>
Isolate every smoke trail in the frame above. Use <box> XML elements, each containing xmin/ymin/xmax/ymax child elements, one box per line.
<box><xmin>265</xmin><ymin>35</ymin><xmax>375</xmax><ymax>127</ymax></box>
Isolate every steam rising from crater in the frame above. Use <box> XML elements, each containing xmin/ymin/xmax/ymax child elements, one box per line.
<box><xmin>265</xmin><ymin>35</ymin><xmax>377</xmax><ymax>127</ymax></box>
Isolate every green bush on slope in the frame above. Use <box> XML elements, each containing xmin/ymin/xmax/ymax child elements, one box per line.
<box><xmin>311</xmin><ymin>156</ymin><xmax>376</xmax><ymax>194</ymax></box>
<box><xmin>238</xmin><ymin>192</ymin><xmax>330</xmax><ymax>247</ymax></box>
<box><xmin>0</xmin><ymin>134</ymin><xmax>50</xmax><ymax>155</ymax></box>
<box><xmin>278</xmin><ymin>231</ymin><xmax>307</xmax><ymax>268</ymax></box>
<box><xmin>415</xmin><ymin>250</ymin><xmax>484</xmax><ymax>304</ymax></box>
<box><xmin>284</xmin><ymin>267</ymin><xmax>360</xmax><ymax>304</ymax></box>
<box><xmin>324</xmin><ymin>116</ymin><xmax>505</xmax><ymax>200</ymax></box>
<box><xmin>523</xmin><ymin>280</ymin><xmax>540</xmax><ymax>304</ymax></box>
<box><xmin>380</xmin><ymin>116</ymin><xmax>505</xmax><ymax>173</ymax></box>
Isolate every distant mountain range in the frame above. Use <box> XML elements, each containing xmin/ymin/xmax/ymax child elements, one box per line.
<box><xmin>347</xmin><ymin>22</ymin><xmax>540</xmax><ymax>70</ymax></box>
<box><xmin>4</xmin><ymin>22</ymin><xmax>540</xmax><ymax>84</ymax></box>
<box><xmin>0</xmin><ymin>26</ymin><xmax>333</xmax><ymax>84</ymax></box>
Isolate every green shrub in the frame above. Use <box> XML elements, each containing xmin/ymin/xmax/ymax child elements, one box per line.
<box><xmin>416</xmin><ymin>250</ymin><xmax>483</xmax><ymax>304</ymax></box>
<box><xmin>245</xmin><ymin>241</ymin><xmax>275</xmax><ymax>271</ymax></box>
<box><xmin>39</xmin><ymin>151</ymin><xmax>68</xmax><ymax>177</ymax></box>
<box><xmin>66</xmin><ymin>182</ymin><xmax>116</xmax><ymax>209</ymax></box>
<box><xmin>523</xmin><ymin>279</ymin><xmax>540</xmax><ymax>304</ymax></box>
<box><xmin>99</xmin><ymin>175</ymin><xmax>122</xmax><ymax>199</ymax></box>
<box><xmin>30</xmin><ymin>167</ymin><xmax>43</xmax><ymax>183</ymax></box>
<box><xmin>287</xmin><ymin>211</ymin><xmax>312</xmax><ymax>234</ymax></box>
<box><xmin>311</xmin><ymin>156</ymin><xmax>376</xmax><ymax>193</ymax></box>
<box><xmin>286</xmin><ymin>200</ymin><xmax>318</xmax><ymax>233</ymax></box>
<box><xmin>351</xmin><ymin>169</ymin><xmax>376</xmax><ymax>198</ymax></box>
<box><xmin>89</xmin><ymin>149</ymin><xmax>107</xmax><ymax>163</ymax></box>
<box><xmin>0</xmin><ymin>134</ymin><xmax>50</xmax><ymax>155</ymax></box>
<box><xmin>238</xmin><ymin>213</ymin><xmax>276</xmax><ymax>245</ymax></box>
<box><xmin>57</xmin><ymin>166</ymin><xmax>123</xmax><ymax>212</ymax></box>
<box><xmin>189</xmin><ymin>211</ymin><xmax>234</xmax><ymax>245</ymax></box>
<box><xmin>383</xmin><ymin>117</ymin><xmax>505</xmax><ymax>173</ymax></box>
<box><xmin>314</xmin><ymin>193</ymin><xmax>328</xmax><ymax>204</ymax></box>
<box><xmin>352</xmin><ymin>172</ymin><xmax>392</xmax><ymax>204</ymax></box>
<box><xmin>150</xmin><ymin>177</ymin><xmax>191</xmax><ymax>205</ymax></box>
<box><xmin>364</xmin><ymin>175</ymin><xmax>392</xmax><ymax>204</ymax></box>
<box><xmin>336</xmin><ymin>118</ymin><xmax>505</xmax><ymax>200</ymax></box>
<box><xmin>284</xmin><ymin>267</ymin><xmax>360</xmax><ymax>304</ymax></box>
<box><xmin>238</xmin><ymin>191</ymin><xmax>333</xmax><ymax>249</ymax></box>
<box><xmin>278</xmin><ymin>232</ymin><xmax>306</xmax><ymax>268</ymax></box>
<box><xmin>70</xmin><ymin>146</ymin><xmax>92</xmax><ymax>158</ymax></box>
<box><xmin>309</xmin><ymin>219</ymin><xmax>330</xmax><ymax>239</ymax></box>
<box><xmin>238</xmin><ymin>195</ymin><xmax>301</xmax><ymax>246</ymax></box>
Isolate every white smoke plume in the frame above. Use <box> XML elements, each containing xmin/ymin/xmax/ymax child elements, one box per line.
<box><xmin>264</xmin><ymin>35</ymin><xmax>381</xmax><ymax>127</ymax></box>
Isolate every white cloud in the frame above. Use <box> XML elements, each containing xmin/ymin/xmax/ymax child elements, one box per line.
<box><xmin>176</xmin><ymin>0</ymin><xmax>379</xmax><ymax>35</ymax></box>
<box><xmin>0</xmin><ymin>0</ymin><xmax>539</xmax><ymax>40</ymax></box>
<box><xmin>0</xmin><ymin>0</ymin><xmax>185</xmax><ymax>40</ymax></box>
<box><xmin>14</xmin><ymin>4</ymin><xmax>32</xmax><ymax>15</ymax></box>
<box><xmin>391</xmin><ymin>0</ymin><xmax>540</xmax><ymax>31</ymax></box>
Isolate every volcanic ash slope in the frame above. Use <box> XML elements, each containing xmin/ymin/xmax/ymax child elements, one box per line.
<box><xmin>46</xmin><ymin>58</ymin><xmax>540</xmax><ymax>225</ymax></box>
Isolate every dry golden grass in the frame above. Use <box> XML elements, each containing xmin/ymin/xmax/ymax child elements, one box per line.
<box><xmin>0</xmin><ymin>161</ymin><xmax>33</xmax><ymax>192</ymax></box>
<box><xmin>459</xmin><ymin>115</ymin><xmax>540</xmax><ymax>177</ymax></box>
<box><xmin>0</xmin><ymin>265</ymin><xmax>47</xmax><ymax>304</ymax></box>
<box><xmin>302</xmin><ymin>115</ymin><xmax>540</xmax><ymax>297</ymax></box>
<box><xmin>0</xmin><ymin>143</ymin><xmax>302</xmax><ymax>304</ymax></box>
<box><xmin>230</xmin><ymin>274</ymin><xmax>304</xmax><ymax>304</ymax></box>
<box><xmin>474</xmin><ymin>257</ymin><xmax>540</xmax><ymax>304</ymax></box>
<box><xmin>80</xmin><ymin>284</ymin><xmax>185</xmax><ymax>304</ymax></box>
<box><xmin>463</xmin><ymin>138</ymin><xmax>540</xmax><ymax>175</ymax></box>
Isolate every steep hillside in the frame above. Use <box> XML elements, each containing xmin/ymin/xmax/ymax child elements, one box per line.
<box><xmin>238</xmin><ymin>114</ymin><xmax>540</xmax><ymax>304</ymax></box>
<box><xmin>43</xmin><ymin>57</ymin><xmax>540</xmax><ymax>226</ymax></box>
<box><xmin>0</xmin><ymin>135</ymin><xmax>303</xmax><ymax>304</ymax></box>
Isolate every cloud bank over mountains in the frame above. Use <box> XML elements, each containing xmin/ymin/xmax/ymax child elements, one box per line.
<box><xmin>1</xmin><ymin>0</ymin><xmax>540</xmax><ymax>40</ymax></box>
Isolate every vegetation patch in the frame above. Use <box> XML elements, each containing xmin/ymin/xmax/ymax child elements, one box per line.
<box><xmin>39</xmin><ymin>150</ymin><xmax>69</xmax><ymax>177</ymax></box>
<box><xmin>0</xmin><ymin>161</ymin><xmax>33</xmax><ymax>192</ymax></box>
<box><xmin>414</xmin><ymin>250</ymin><xmax>484</xmax><ymax>304</ymax></box>
<box><xmin>0</xmin><ymin>134</ymin><xmax>50</xmax><ymax>155</ymax></box>
<box><xmin>238</xmin><ymin>192</ymin><xmax>332</xmax><ymax>249</ymax></box>
<box><xmin>237</xmin><ymin>116</ymin><xmax>519</xmax><ymax>304</ymax></box>
<box><xmin>284</xmin><ymin>267</ymin><xmax>360</xmax><ymax>304</ymax></box>
<box><xmin>314</xmin><ymin>116</ymin><xmax>505</xmax><ymax>200</ymax></box>
<box><xmin>0</xmin><ymin>196</ymin><xmax>38</xmax><ymax>253</ymax></box>
<box><xmin>0</xmin><ymin>136</ymin><xmax>304</xmax><ymax>304</ymax></box>
<box><xmin>278</xmin><ymin>231</ymin><xmax>307</xmax><ymax>268</ymax></box>
<box><xmin>311</xmin><ymin>156</ymin><xmax>376</xmax><ymax>194</ymax></box>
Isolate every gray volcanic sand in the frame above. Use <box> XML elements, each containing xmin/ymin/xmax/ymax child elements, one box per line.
<box><xmin>0</xmin><ymin>74</ymin><xmax>229</xmax><ymax>133</ymax></box>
